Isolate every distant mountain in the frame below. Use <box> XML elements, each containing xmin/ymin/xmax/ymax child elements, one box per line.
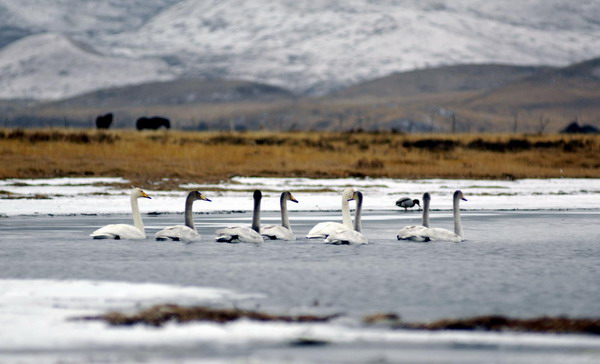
<box><xmin>464</xmin><ymin>57</ymin><xmax>600</xmax><ymax>116</ymax></box>
<box><xmin>0</xmin><ymin>0</ymin><xmax>599</xmax><ymax>100</ymax></box>
<box><xmin>10</xmin><ymin>57</ymin><xmax>600</xmax><ymax>132</ymax></box>
<box><xmin>46</xmin><ymin>79</ymin><xmax>295</xmax><ymax>108</ymax></box>
<box><xmin>331</xmin><ymin>64</ymin><xmax>552</xmax><ymax>98</ymax></box>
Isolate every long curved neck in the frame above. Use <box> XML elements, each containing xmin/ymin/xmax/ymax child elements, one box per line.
<box><xmin>422</xmin><ymin>198</ymin><xmax>430</xmax><ymax>228</ymax></box>
<box><xmin>184</xmin><ymin>195</ymin><xmax>196</xmax><ymax>230</ymax></box>
<box><xmin>251</xmin><ymin>196</ymin><xmax>261</xmax><ymax>233</ymax></box>
<box><xmin>354</xmin><ymin>193</ymin><xmax>363</xmax><ymax>232</ymax></box>
<box><xmin>131</xmin><ymin>195</ymin><xmax>144</xmax><ymax>233</ymax></box>
<box><xmin>280</xmin><ymin>194</ymin><xmax>290</xmax><ymax>229</ymax></box>
<box><xmin>453</xmin><ymin>195</ymin><xmax>463</xmax><ymax>237</ymax></box>
<box><xmin>342</xmin><ymin>195</ymin><xmax>352</xmax><ymax>228</ymax></box>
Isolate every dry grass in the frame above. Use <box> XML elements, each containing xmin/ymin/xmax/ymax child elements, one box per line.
<box><xmin>2</xmin><ymin>128</ymin><xmax>600</xmax><ymax>188</ymax></box>
<box><xmin>80</xmin><ymin>303</ymin><xmax>600</xmax><ymax>335</ymax></box>
<box><xmin>80</xmin><ymin>304</ymin><xmax>336</xmax><ymax>327</ymax></box>
<box><xmin>363</xmin><ymin>313</ymin><xmax>600</xmax><ymax>335</ymax></box>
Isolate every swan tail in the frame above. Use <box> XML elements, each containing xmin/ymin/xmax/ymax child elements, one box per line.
<box><xmin>91</xmin><ymin>233</ymin><xmax>120</xmax><ymax>240</ymax></box>
<box><xmin>397</xmin><ymin>235</ymin><xmax>430</xmax><ymax>242</ymax></box>
<box><xmin>156</xmin><ymin>236</ymin><xmax>180</xmax><ymax>241</ymax></box>
<box><xmin>215</xmin><ymin>234</ymin><xmax>238</xmax><ymax>243</ymax></box>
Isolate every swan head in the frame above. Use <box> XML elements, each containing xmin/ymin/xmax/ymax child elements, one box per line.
<box><xmin>351</xmin><ymin>190</ymin><xmax>364</xmax><ymax>202</ymax></box>
<box><xmin>454</xmin><ymin>190</ymin><xmax>467</xmax><ymax>201</ymax></box>
<box><xmin>253</xmin><ymin>190</ymin><xmax>262</xmax><ymax>201</ymax></box>
<box><xmin>422</xmin><ymin>193</ymin><xmax>431</xmax><ymax>202</ymax></box>
<box><xmin>283</xmin><ymin>191</ymin><xmax>299</xmax><ymax>203</ymax></box>
<box><xmin>343</xmin><ymin>187</ymin><xmax>356</xmax><ymax>201</ymax></box>
<box><xmin>132</xmin><ymin>188</ymin><xmax>151</xmax><ymax>199</ymax></box>
<box><xmin>190</xmin><ymin>190</ymin><xmax>211</xmax><ymax>202</ymax></box>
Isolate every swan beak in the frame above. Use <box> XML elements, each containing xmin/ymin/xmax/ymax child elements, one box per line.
<box><xmin>462</xmin><ymin>197</ymin><xmax>468</xmax><ymax>201</ymax></box>
<box><xmin>289</xmin><ymin>194</ymin><xmax>299</xmax><ymax>203</ymax></box>
<box><xmin>141</xmin><ymin>191</ymin><xmax>151</xmax><ymax>199</ymax></box>
<box><xmin>200</xmin><ymin>193</ymin><xmax>212</xmax><ymax>202</ymax></box>
<box><xmin>348</xmin><ymin>192</ymin><xmax>358</xmax><ymax>201</ymax></box>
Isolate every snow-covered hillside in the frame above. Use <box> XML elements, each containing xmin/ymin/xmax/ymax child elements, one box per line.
<box><xmin>0</xmin><ymin>0</ymin><xmax>599</xmax><ymax>100</ymax></box>
<box><xmin>0</xmin><ymin>33</ymin><xmax>174</xmax><ymax>99</ymax></box>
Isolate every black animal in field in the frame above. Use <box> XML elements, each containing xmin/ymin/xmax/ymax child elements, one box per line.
<box><xmin>136</xmin><ymin>116</ymin><xmax>171</xmax><ymax>130</ymax></box>
<box><xmin>560</xmin><ymin>121</ymin><xmax>599</xmax><ymax>134</ymax></box>
<box><xmin>95</xmin><ymin>113</ymin><xmax>113</xmax><ymax>129</ymax></box>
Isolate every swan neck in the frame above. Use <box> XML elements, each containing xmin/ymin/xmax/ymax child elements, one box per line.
<box><xmin>252</xmin><ymin>195</ymin><xmax>261</xmax><ymax>233</ymax></box>
<box><xmin>422</xmin><ymin>198</ymin><xmax>430</xmax><ymax>228</ymax></box>
<box><xmin>131</xmin><ymin>194</ymin><xmax>144</xmax><ymax>234</ymax></box>
<box><xmin>280</xmin><ymin>194</ymin><xmax>291</xmax><ymax>230</ymax></box>
<box><xmin>453</xmin><ymin>195</ymin><xmax>463</xmax><ymax>237</ymax></box>
<box><xmin>354</xmin><ymin>193</ymin><xmax>363</xmax><ymax>232</ymax></box>
<box><xmin>184</xmin><ymin>195</ymin><xmax>196</xmax><ymax>230</ymax></box>
<box><xmin>342</xmin><ymin>196</ymin><xmax>352</xmax><ymax>228</ymax></box>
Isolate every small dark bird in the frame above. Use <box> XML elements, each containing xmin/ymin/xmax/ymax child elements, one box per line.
<box><xmin>396</xmin><ymin>197</ymin><xmax>420</xmax><ymax>211</ymax></box>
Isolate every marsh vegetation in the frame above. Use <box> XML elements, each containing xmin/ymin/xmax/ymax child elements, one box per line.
<box><xmin>1</xmin><ymin>128</ymin><xmax>599</xmax><ymax>188</ymax></box>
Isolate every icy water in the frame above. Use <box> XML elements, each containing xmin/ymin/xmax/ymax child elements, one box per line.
<box><xmin>1</xmin><ymin>209</ymin><xmax>600</xmax><ymax>363</ymax></box>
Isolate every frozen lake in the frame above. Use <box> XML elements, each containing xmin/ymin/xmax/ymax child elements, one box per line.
<box><xmin>1</xmin><ymin>177</ymin><xmax>600</xmax><ymax>363</ymax></box>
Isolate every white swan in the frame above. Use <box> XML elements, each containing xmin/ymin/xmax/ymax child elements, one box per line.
<box><xmin>397</xmin><ymin>192</ymin><xmax>431</xmax><ymax>242</ymax></box>
<box><xmin>260</xmin><ymin>191</ymin><xmax>298</xmax><ymax>241</ymax></box>
<box><xmin>90</xmin><ymin>187</ymin><xmax>151</xmax><ymax>240</ymax></box>
<box><xmin>306</xmin><ymin>187</ymin><xmax>355</xmax><ymax>238</ymax></box>
<box><xmin>325</xmin><ymin>190</ymin><xmax>368</xmax><ymax>245</ymax></box>
<box><xmin>399</xmin><ymin>190</ymin><xmax>467</xmax><ymax>243</ymax></box>
<box><xmin>155</xmin><ymin>191</ymin><xmax>211</xmax><ymax>241</ymax></box>
<box><xmin>215</xmin><ymin>190</ymin><xmax>264</xmax><ymax>244</ymax></box>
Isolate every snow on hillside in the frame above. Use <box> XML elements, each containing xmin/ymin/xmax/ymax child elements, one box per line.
<box><xmin>0</xmin><ymin>0</ymin><xmax>599</xmax><ymax>100</ymax></box>
<box><xmin>0</xmin><ymin>33</ymin><xmax>175</xmax><ymax>99</ymax></box>
<box><xmin>105</xmin><ymin>0</ymin><xmax>600</xmax><ymax>94</ymax></box>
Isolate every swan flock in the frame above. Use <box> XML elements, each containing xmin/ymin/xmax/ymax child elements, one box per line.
<box><xmin>90</xmin><ymin>187</ymin><xmax>468</xmax><ymax>244</ymax></box>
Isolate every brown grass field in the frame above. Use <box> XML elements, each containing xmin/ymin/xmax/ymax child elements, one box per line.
<box><xmin>1</xmin><ymin>128</ymin><xmax>599</xmax><ymax>189</ymax></box>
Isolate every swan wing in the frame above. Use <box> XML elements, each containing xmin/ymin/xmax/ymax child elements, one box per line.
<box><xmin>260</xmin><ymin>225</ymin><xmax>295</xmax><ymax>241</ymax></box>
<box><xmin>155</xmin><ymin>225</ymin><xmax>200</xmax><ymax>242</ymax></box>
<box><xmin>325</xmin><ymin>229</ymin><xmax>368</xmax><ymax>245</ymax></box>
<box><xmin>397</xmin><ymin>225</ymin><xmax>431</xmax><ymax>242</ymax></box>
<box><xmin>90</xmin><ymin>224</ymin><xmax>146</xmax><ymax>240</ymax></box>
<box><xmin>306</xmin><ymin>222</ymin><xmax>349</xmax><ymax>239</ymax></box>
<box><xmin>215</xmin><ymin>226</ymin><xmax>264</xmax><ymax>244</ymax></box>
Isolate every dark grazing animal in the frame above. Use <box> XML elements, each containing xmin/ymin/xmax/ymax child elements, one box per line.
<box><xmin>560</xmin><ymin>121</ymin><xmax>599</xmax><ymax>134</ymax></box>
<box><xmin>136</xmin><ymin>116</ymin><xmax>171</xmax><ymax>130</ymax></box>
<box><xmin>95</xmin><ymin>113</ymin><xmax>113</xmax><ymax>129</ymax></box>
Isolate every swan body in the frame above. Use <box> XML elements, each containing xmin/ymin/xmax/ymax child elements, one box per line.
<box><xmin>419</xmin><ymin>227</ymin><xmax>463</xmax><ymax>242</ymax></box>
<box><xmin>396</xmin><ymin>197</ymin><xmax>420</xmax><ymax>211</ymax></box>
<box><xmin>155</xmin><ymin>191</ymin><xmax>211</xmax><ymax>241</ymax></box>
<box><xmin>398</xmin><ymin>190</ymin><xmax>467</xmax><ymax>243</ymax></box>
<box><xmin>216</xmin><ymin>190</ymin><xmax>264</xmax><ymax>244</ymax></box>
<box><xmin>325</xmin><ymin>191</ymin><xmax>368</xmax><ymax>245</ymax></box>
<box><xmin>306</xmin><ymin>188</ymin><xmax>355</xmax><ymax>238</ymax></box>
<box><xmin>261</xmin><ymin>191</ymin><xmax>298</xmax><ymax>240</ymax></box>
<box><xmin>397</xmin><ymin>192</ymin><xmax>431</xmax><ymax>242</ymax></box>
<box><xmin>90</xmin><ymin>188</ymin><xmax>151</xmax><ymax>240</ymax></box>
